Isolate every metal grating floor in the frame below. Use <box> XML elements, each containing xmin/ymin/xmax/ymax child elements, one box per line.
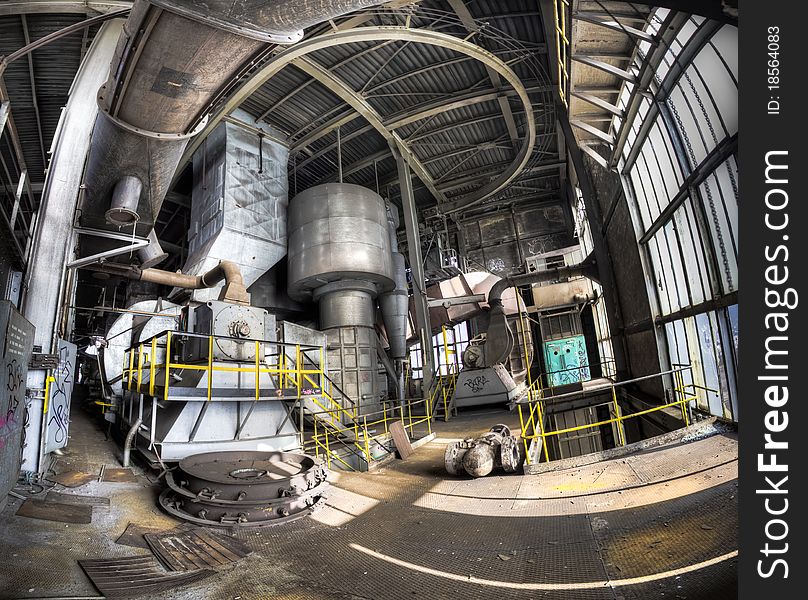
<box><xmin>0</xmin><ymin>407</ymin><xmax>737</xmax><ymax>599</ymax></box>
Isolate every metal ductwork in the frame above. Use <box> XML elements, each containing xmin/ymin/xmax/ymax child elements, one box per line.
<box><xmin>91</xmin><ymin>259</ymin><xmax>251</xmax><ymax>305</ymax></box>
<box><xmin>472</xmin><ymin>256</ymin><xmax>599</xmax><ymax>368</ymax></box>
<box><xmin>379</xmin><ymin>202</ymin><xmax>408</xmax><ymax>361</ymax></box>
<box><xmin>379</xmin><ymin>201</ymin><xmax>408</xmax><ymax>402</ymax></box>
<box><xmin>138</xmin><ymin>229</ymin><xmax>169</xmax><ymax>268</ymax></box>
<box><xmin>182</xmin><ymin>120</ymin><xmax>288</xmax><ymax>302</ymax></box>
<box><xmin>287</xmin><ymin>183</ymin><xmax>395</xmax><ymax>415</ymax></box>
<box><xmin>77</xmin><ymin>0</ymin><xmax>387</xmax><ymax>262</ymax></box>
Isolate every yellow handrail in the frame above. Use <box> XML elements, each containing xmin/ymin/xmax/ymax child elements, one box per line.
<box><xmin>519</xmin><ymin>365</ymin><xmax>699</xmax><ymax>465</ymax></box>
<box><xmin>123</xmin><ymin>329</ymin><xmax>435</xmax><ymax>469</ymax></box>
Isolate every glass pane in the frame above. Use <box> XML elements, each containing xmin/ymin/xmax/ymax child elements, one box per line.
<box><xmin>711</xmin><ymin>25</ymin><xmax>739</xmax><ymax>82</ymax></box>
<box><xmin>692</xmin><ymin>45</ymin><xmax>738</xmax><ymax>136</ymax></box>
<box><xmin>668</xmin><ymin>85</ymin><xmax>708</xmax><ymax>168</ymax></box>
<box><xmin>698</xmin><ymin>164</ymin><xmax>738</xmax><ymax>294</ymax></box>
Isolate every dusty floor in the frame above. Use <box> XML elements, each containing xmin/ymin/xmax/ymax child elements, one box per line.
<box><xmin>0</xmin><ymin>405</ymin><xmax>737</xmax><ymax>600</ymax></box>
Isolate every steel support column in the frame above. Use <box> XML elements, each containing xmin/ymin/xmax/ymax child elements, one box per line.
<box><xmin>556</xmin><ymin>102</ymin><xmax>628</xmax><ymax>379</ymax></box>
<box><xmin>20</xmin><ymin>18</ymin><xmax>124</xmax><ymax>474</ymax></box>
<box><xmin>393</xmin><ymin>148</ymin><xmax>434</xmax><ymax>395</ymax></box>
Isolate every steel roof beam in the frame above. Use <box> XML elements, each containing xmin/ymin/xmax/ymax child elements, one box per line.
<box><xmin>290</xmin><ymin>110</ymin><xmax>361</xmax><ymax>153</ymax></box>
<box><xmin>0</xmin><ymin>1</ymin><xmax>130</xmax><ymax>15</ymax></box>
<box><xmin>612</xmin><ymin>0</ymin><xmax>736</xmax><ymax>24</ymax></box>
<box><xmin>0</xmin><ymin>8</ymin><xmax>130</xmax><ymax>77</ymax></box>
<box><xmin>292</xmin><ymin>55</ymin><xmax>447</xmax><ymax>203</ymax></box>
<box><xmin>179</xmin><ymin>26</ymin><xmax>537</xmax><ymax>211</ymax></box>
<box><xmin>406</xmin><ymin>111</ymin><xmax>523</xmax><ymax>142</ymax></box>
<box><xmin>438</xmin><ymin>160</ymin><xmax>565</xmax><ymax>194</ymax></box>
<box><xmin>609</xmin><ymin>12</ymin><xmax>693</xmax><ymax>167</ymax></box>
<box><xmin>574</xmin><ymin>13</ymin><xmax>657</xmax><ymax>43</ymax></box>
<box><xmin>294</xmin><ymin>124</ymin><xmax>374</xmax><ymax>168</ymax></box>
<box><xmin>570</xmin><ymin>91</ymin><xmax>624</xmax><ymax>117</ymax></box>
<box><xmin>19</xmin><ymin>15</ymin><xmax>47</xmax><ymax>169</ymax></box>
<box><xmin>572</xmin><ymin>51</ymin><xmax>633</xmax><ymax>61</ymax></box>
<box><xmin>0</xmin><ymin>81</ymin><xmax>36</xmax><ymax>208</ymax></box>
<box><xmin>386</xmin><ymin>82</ymin><xmax>551</xmax><ymax>130</ymax></box>
<box><xmin>571</xmin><ymin>55</ymin><xmax>636</xmax><ymax>83</ymax></box>
<box><xmin>289</xmin><ymin>65</ymin><xmax>542</xmax><ymax>155</ymax></box>
<box><xmin>447</xmin><ymin>0</ymin><xmax>520</xmax><ymax>150</ymax></box>
<box><xmin>315</xmin><ymin>148</ymin><xmax>390</xmax><ymax>184</ymax></box>
<box><xmin>255</xmin><ymin>39</ymin><xmax>397</xmax><ymax>124</ymax></box>
<box><xmin>570</xmin><ymin>119</ymin><xmax>614</xmax><ymax>145</ymax></box>
<box><xmin>363</xmin><ymin>55</ymin><xmax>474</xmax><ymax>96</ymax></box>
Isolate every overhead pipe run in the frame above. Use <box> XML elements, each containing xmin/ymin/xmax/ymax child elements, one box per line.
<box><xmin>77</xmin><ymin>0</ymin><xmax>389</xmax><ymax>262</ymax></box>
<box><xmin>474</xmin><ymin>256</ymin><xmax>600</xmax><ymax>368</ymax></box>
<box><xmin>92</xmin><ymin>260</ymin><xmax>251</xmax><ymax>305</ymax></box>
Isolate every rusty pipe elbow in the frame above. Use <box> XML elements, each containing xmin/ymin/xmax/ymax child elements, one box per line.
<box><xmin>139</xmin><ymin>260</ymin><xmax>250</xmax><ymax>304</ymax></box>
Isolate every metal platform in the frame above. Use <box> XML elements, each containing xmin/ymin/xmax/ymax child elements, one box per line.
<box><xmin>0</xmin><ymin>407</ymin><xmax>737</xmax><ymax>599</ymax></box>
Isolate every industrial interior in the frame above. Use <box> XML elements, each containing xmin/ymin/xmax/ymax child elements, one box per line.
<box><xmin>0</xmin><ymin>1</ymin><xmax>738</xmax><ymax>598</ymax></box>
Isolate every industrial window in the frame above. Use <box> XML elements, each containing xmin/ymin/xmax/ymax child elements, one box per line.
<box><xmin>408</xmin><ymin>321</ymin><xmax>469</xmax><ymax>380</ymax></box>
<box><xmin>614</xmin><ymin>11</ymin><xmax>738</xmax><ymax>420</ymax></box>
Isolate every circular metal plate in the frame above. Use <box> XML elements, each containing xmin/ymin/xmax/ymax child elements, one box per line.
<box><xmin>179</xmin><ymin>451</ymin><xmax>317</xmax><ymax>485</ymax></box>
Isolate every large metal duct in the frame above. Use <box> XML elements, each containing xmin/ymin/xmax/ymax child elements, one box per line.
<box><xmin>288</xmin><ymin>183</ymin><xmax>394</xmax><ymax>414</ymax></box>
<box><xmin>76</xmin><ymin>0</ymin><xmax>386</xmax><ymax>255</ymax></box>
<box><xmin>379</xmin><ymin>202</ymin><xmax>407</xmax><ymax>401</ymax></box>
<box><xmin>379</xmin><ymin>202</ymin><xmax>407</xmax><ymax>361</ymax></box>
<box><xmin>182</xmin><ymin>121</ymin><xmax>288</xmax><ymax>303</ymax></box>
<box><xmin>476</xmin><ymin>256</ymin><xmax>599</xmax><ymax>368</ymax></box>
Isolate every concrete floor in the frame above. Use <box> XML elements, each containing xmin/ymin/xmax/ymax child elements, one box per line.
<box><xmin>0</xmin><ymin>405</ymin><xmax>737</xmax><ymax>600</ymax></box>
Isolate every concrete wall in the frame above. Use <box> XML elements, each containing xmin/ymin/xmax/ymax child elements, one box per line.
<box><xmin>582</xmin><ymin>151</ymin><xmax>664</xmax><ymax>400</ymax></box>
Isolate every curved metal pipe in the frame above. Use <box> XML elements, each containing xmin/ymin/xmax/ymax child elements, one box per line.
<box><xmin>139</xmin><ymin>260</ymin><xmax>250</xmax><ymax>304</ymax></box>
<box><xmin>122</xmin><ymin>417</ymin><xmax>143</xmax><ymax>467</ymax></box>
<box><xmin>91</xmin><ymin>259</ymin><xmax>250</xmax><ymax>304</ymax></box>
<box><xmin>477</xmin><ymin>256</ymin><xmax>599</xmax><ymax>368</ymax></box>
<box><xmin>79</xmin><ymin>0</ymin><xmax>390</xmax><ymax>238</ymax></box>
<box><xmin>488</xmin><ymin>257</ymin><xmax>599</xmax><ymax>307</ymax></box>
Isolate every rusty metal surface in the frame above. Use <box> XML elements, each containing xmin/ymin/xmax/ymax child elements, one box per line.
<box><xmin>15</xmin><ymin>497</ymin><xmax>93</xmax><ymax>524</ymax></box>
<box><xmin>79</xmin><ymin>555</ymin><xmax>213</xmax><ymax>598</ymax></box>
<box><xmin>49</xmin><ymin>469</ymin><xmax>97</xmax><ymax>488</ymax></box>
<box><xmin>101</xmin><ymin>467</ymin><xmax>139</xmax><ymax>483</ymax></box>
<box><xmin>159</xmin><ymin>450</ymin><xmax>329</xmax><ymax>527</ymax></box>
<box><xmin>115</xmin><ymin>523</ymin><xmax>169</xmax><ymax>549</ymax></box>
<box><xmin>45</xmin><ymin>491</ymin><xmax>111</xmax><ymax>508</ymax></box>
<box><xmin>145</xmin><ymin>527</ymin><xmax>251</xmax><ymax>571</ymax></box>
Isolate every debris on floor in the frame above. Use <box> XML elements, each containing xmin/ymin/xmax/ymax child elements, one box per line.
<box><xmin>115</xmin><ymin>522</ymin><xmax>170</xmax><ymax>550</ymax></box>
<box><xmin>145</xmin><ymin>527</ymin><xmax>253</xmax><ymax>571</ymax></box>
<box><xmin>79</xmin><ymin>555</ymin><xmax>213</xmax><ymax>598</ymax></box>
<box><xmin>45</xmin><ymin>491</ymin><xmax>110</xmax><ymax>508</ymax></box>
<box><xmin>100</xmin><ymin>466</ymin><xmax>139</xmax><ymax>483</ymax></box>
<box><xmin>49</xmin><ymin>470</ymin><xmax>96</xmax><ymax>488</ymax></box>
<box><xmin>15</xmin><ymin>497</ymin><xmax>93</xmax><ymax>524</ymax></box>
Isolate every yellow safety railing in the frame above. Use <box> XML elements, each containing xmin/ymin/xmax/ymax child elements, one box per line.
<box><xmin>533</xmin><ymin>359</ymin><xmax>617</xmax><ymax>397</ymax></box>
<box><xmin>309</xmin><ymin>394</ymin><xmax>433</xmax><ymax>471</ymax></box>
<box><xmin>121</xmin><ymin>330</ymin><xmax>325</xmax><ymax>402</ymax></box>
<box><xmin>518</xmin><ymin>365</ymin><xmax>700</xmax><ymax>465</ymax></box>
<box><xmin>120</xmin><ymin>329</ymin><xmax>437</xmax><ymax>471</ymax></box>
<box><xmin>425</xmin><ymin>365</ymin><xmax>458</xmax><ymax>422</ymax></box>
<box><xmin>554</xmin><ymin>0</ymin><xmax>571</xmax><ymax>106</ymax></box>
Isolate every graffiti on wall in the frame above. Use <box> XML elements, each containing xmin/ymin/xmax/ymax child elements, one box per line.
<box><xmin>464</xmin><ymin>374</ymin><xmax>490</xmax><ymax>394</ymax></box>
<box><xmin>44</xmin><ymin>340</ymin><xmax>77</xmax><ymax>453</ymax></box>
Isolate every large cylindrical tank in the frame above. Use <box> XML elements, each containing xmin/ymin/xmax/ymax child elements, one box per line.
<box><xmin>287</xmin><ymin>184</ymin><xmax>396</xmax><ymax>416</ymax></box>
<box><xmin>287</xmin><ymin>183</ymin><xmax>395</xmax><ymax>300</ymax></box>
<box><xmin>77</xmin><ymin>0</ymin><xmax>387</xmax><ymax>256</ymax></box>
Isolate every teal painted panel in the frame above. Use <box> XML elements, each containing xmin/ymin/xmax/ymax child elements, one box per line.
<box><xmin>543</xmin><ymin>335</ymin><xmax>591</xmax><ymax>387</ymax></box>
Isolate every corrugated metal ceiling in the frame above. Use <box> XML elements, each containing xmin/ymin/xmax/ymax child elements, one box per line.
<box><xmin>1</xmin><ymin>0</ymin><xmax>562</xmax><ymax>219</ymax></box>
